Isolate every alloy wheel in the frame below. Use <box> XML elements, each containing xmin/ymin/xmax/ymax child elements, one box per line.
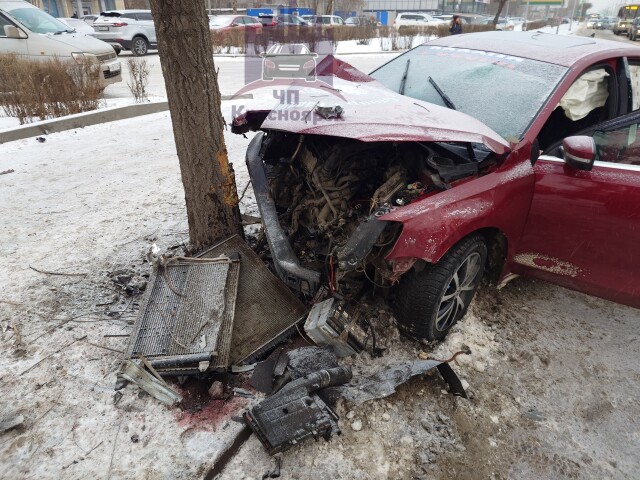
<box><xmin>435</xmin><ymin>252</ymin><xmax>483</xmax><ymax>332</ymax></box>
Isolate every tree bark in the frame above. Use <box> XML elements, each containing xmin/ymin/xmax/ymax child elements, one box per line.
<box><xmin>148</xmin><ymin>0</ymin><xmax>242</xmax><ymax>251</ymax></box>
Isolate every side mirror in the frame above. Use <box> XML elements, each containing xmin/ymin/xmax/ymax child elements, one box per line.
<box><xmin>4</xmin><ymin>25</ymin><xmax>26</xmax><ymax>39</ymax></box>
<box><xmin>562</xmin><ymin>135</ymin><xmax>596</xmax><ymax>171</ymax></box>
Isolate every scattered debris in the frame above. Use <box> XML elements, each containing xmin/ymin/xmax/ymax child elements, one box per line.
<box><xmin>110</xmin><ymin>270</ymin><xmax>148</xmax><ymax>296</ymax></box>
<box><xmin>304</xmin><ymin>299</ymin><xmax>366</xmax><ymax>357</ymax></box>
<box><xmin>0</xmin><ymin>169</ymin><xmax>14</xmax><ymax>175</ymax></box>
<box><xmin>28</xmin><ymin>265</ymin><xmax>87</xmax><ymax>276</ymax></box>
<box><xmin>124</xmin><ymin>255</ymin><xmax>240</xmax><ymax>374</ymax></box>
<box><xmin>36</xmin><ymin>136</ymin><xmax>46</xmax><ymax>143</ymax></box>
<box><xmin>262</xmin><ymin>455</ymin><xmax>282</xmax><ymax>479</ymax></box>
<box><xmin>118</xmin><ymin>360</ymin><xmax>182</xmax><ymax>405</ymax></box>
<box><xmin>0</xmin><ymin>414</ymin><xmax>24</xmax><ymax>433</ymax></box>
<box><xmin>208</xmin><ymin>381</ymin><xmax>225</xmax><ymax>399</ymax></box>
<box><xmin>198</xmin><ymin>235</ymin><xmax>307</xmax><ymax>365</ymax></box>
<box><xmin>20</xmin><ymin>335</ymin><xmax>86</xmax><ymax>376</ymax></box>
<box><xmin>244</xmin><ymin>366</ymin><xmax>352</xmax><ymax>454</ymax></box>
<box><xmin>315</xmin><ymin>104</ymin><xmax>344</xmax><ymax>119</ymax></box>
<box><xmin>338</xmin><ymin>358</ymin><xmax>466</xmax><ymax>404</ymax></box>
<box><xmin>232</xmin><ymin>387</ymin><xmax>255</xmax><ymax>399</ymax></box>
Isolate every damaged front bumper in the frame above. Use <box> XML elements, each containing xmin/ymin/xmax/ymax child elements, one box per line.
<box><xmin>247</xmin><ymin>133</ymin><xmax>322</xmax><ymax>295</ymax></box>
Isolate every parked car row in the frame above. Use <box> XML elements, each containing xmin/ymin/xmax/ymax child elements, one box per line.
<box><xmin>0</xmin><ymin>0</ymin><xmax>122</xmax><ymax>87</ymax></box>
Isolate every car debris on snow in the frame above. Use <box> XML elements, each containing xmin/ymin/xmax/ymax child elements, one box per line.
<box><xmin>119</xmin><ymin>360</ymin><xmax>182</xmax><ymax>405</ymax></box>
<box><xmin>0</xmin><ymin>414</ymin><xmax>24</xmax><ymax>434</ymax></box>
<box><xmin>244</xmin><ymin>366</ymin><xmax>353</xmax><ymax>454</ymax></box>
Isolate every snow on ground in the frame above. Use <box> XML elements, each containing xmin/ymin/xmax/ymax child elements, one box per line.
<box><xmin>2</xmin><ymin>23</ymin><xmax>640</xmax><ymax>480</ymax></box>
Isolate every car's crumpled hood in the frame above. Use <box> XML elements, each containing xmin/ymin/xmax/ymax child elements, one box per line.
<box><xmin>232</xmin><ymin>56</ymin><xmax>510</xmax><ymax>155</ymax></box>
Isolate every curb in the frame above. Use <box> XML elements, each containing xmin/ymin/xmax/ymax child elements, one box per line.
<box><xmin>0</xmin><ymin>94</ymin><xmax>252</xmax><ymax>144</ymax></box>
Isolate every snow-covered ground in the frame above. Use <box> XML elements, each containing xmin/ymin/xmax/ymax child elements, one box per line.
<box><xmin>3</xmin><ymin>22</ymin><xmax>640</xmax><ymax>480</ymax></box>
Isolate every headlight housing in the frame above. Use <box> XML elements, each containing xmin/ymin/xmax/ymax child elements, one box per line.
<box><xmin>71</xmin><ymin>53</ymin><xmax>99</xmax><ymax>64</ymax></box>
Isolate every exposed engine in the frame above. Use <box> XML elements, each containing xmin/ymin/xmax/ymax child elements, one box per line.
<box><xmin>257</xmin><ymin>131</ymin><xmax>496</xmax><ymax>295</ymax></box>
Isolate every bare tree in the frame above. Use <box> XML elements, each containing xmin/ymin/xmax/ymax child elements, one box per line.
<box><xmin>492</xmin><ymin>0</ymin><xmax>508</xmax><ymax>25</ymax></box>
<box><xmin>325</xmin><ymin>0</ymin><xmax>335</xmax><ymax>15</ymax></box>
<box><xmin>148</xmin><ymin>0</ymin><xmax>242</xmax><ymax>250</ymax></box>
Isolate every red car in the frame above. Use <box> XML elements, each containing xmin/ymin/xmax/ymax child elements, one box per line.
<box><xmin>233</xmin><ymin>32</ymin><xmax>640</xmax><ymax>340</ymax></box>
<box><xmin>208</xmin><ymin>15</ymin><xmax>263</xmax><ymax>34</ymax></box>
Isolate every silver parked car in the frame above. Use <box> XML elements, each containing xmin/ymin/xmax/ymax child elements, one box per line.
<box><xmin>92</xmin><ymin>10</ymin><xmax>157</xmax><ymax>56</ymax></box>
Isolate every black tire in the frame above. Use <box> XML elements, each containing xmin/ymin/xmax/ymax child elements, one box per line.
<box><xmin>392</xmin><ymin>234</ymin><xmax>488</xmax><ymax>341</ymax></box>
<box><xmin>131</xmin><ymin>36</ymin><xmax>149</xmax><ymax>56</ymax></box>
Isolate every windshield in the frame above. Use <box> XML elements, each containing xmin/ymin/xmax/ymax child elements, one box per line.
<box><xmin>370</xmin><ymin>45</ymin><xmax>567</xmax><ymax>141</ymax></box>
<box><xmin>6</xmin><ymin>7</ymin><xmax>71</xmax><ymax>34</ymax></box>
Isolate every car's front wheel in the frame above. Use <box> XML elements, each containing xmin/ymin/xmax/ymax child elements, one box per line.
<box><xmin>131</xmin><ymin>36</ymin><xmax>149</xmax><ymax>56</ymax></box>
<box><xmin>392</xmin><ymin>234</ymin><xmax>487</xmax><ymax>341</ymax></box>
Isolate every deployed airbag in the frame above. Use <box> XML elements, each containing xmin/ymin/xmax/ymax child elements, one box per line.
<box><xmin>559</xmin><ymin>69</ymin><xmax>609</xmax><ymax>121</ymax></box>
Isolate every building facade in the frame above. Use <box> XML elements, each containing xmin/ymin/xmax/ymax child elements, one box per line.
<box><xmin>28</xmin><ymin>0</ymin><xmax>150</xmax><ymax>18</ymax></box>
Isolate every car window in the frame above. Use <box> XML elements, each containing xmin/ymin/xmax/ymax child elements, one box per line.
<box><xmin>233</xmin><ymin>17</ymin><xmax>244</xmax><ymax>25</ymax></box>
<box><xmin>593</xmin><ymin>123</ymin><xmax>640</xmax><ymax>165</ymax></box>
<box><xmin>0</xmin><ymin>14</ymin><xmax>13</xmax><ymax>36</ymax></box>
<box><xmin>538</xmin><ymin>66</ymin><xmax>616</xmax><ymax>150</ymax></box>
<box><xmin>121</xmin><ymin>13</ymin><xmax>136</xmax><ymax>19</ymax></box>
<box><xmin>370</xmin><ymin>45</ymin><xmax>568</xmax><ymax>141</ymax></box>
<box><xmin>137</xmin><ymin>13</ymin><xmax>152</xmax><ymax>21</ymax></box>
<box><xmin>243</xmin><ymin>16</ymin><xmax>256</xmax><ymax>24</ymax></box>
<box><xmin>4</xmin><ymin>6</ymin><xmax>69</xmax><ymax>34</ymax></box>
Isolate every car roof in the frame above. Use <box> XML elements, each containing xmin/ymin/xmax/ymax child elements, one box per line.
<box><xmin>428</xmin><ymin>31</ymin><xmax>640</xmax><ymax>67</ymax></box>
<box><xmin>100</xmin><ymin>9</ymin><xmax>151</xmax><ymax>14</ymax></box>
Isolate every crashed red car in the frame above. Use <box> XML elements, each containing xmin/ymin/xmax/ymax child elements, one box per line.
<box><xmin>233</xmin><ymin>32</ymin><xmax>640</xmax><ymax>340</ymax></box>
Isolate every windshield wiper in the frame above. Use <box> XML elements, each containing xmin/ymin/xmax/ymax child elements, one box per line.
<box><xmin>53</xmin><ymin>29</ymin><xmax>74</xmax><ymax>34</ymax></box>
<box><xmin>428</xmin><ymin>76</ymin><xmax>456</xmax><ymax>110</ymax></box>
<box><xmin>399</xmin><ymin>58</ymin><xmax>410</xmax><ymax>95</ymax></box>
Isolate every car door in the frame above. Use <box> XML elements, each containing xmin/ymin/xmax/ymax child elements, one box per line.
<box><xmin>136</xmin><ymin>12</ymin><xmax>156</xmax><ymax>44</ymax></box>
<box><xmin>514</xmin><ymin>110</ymin><xmax>640</xmax><ymax>308</ymax></box>
<box><xmin>0</xmin><ymin>12</ymin><xmax>29</xmax><ymax>56</ymax></box>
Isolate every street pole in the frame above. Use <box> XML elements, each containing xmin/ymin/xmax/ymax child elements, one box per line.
<box><xmin>523</xmin><ymin>0</ymin><xmax>530</xmax><ymax>30</ymax></box>
<box><xmin>207</xmin><ymin>0</ymin><xmax>211</xmax><ymax>15</ymax></box>
<box><xmin>569</xmin><ymin>0</ymin><xmax>577</xmax><ymax>31</ymax></box>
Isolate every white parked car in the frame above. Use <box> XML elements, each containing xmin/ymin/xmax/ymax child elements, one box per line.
<box><xmin>313</xmin><ymin>15</ymin><xmax>345</xmax><ymax>26</ymax></box>
<box><xmin>394</xmin><ymin>12</ymin><xmax>445</xmax><ymax>30</ymax></box>
<box><xmin>0</xmin><ymin>0</ymin><xmax>121</xmax><ymax>88</ymax></box>
<box><xmin>92</xmin><ymin>10</ymin><xmax>157</xmax><ymax>56</ymax></box>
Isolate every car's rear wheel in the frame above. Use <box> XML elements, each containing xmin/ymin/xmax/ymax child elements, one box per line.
<box><xmin>131</xmin><ymin>36</ymin><xmax>149</xmax><ymax>56</ymax></box>
<box><xmin>392</xmin><ymin>234</ymin><xmax>487</xmax><ymax>341</ymax></box>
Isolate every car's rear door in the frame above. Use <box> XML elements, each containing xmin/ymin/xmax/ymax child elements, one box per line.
<box><xmin>136</xmin><ymin>12</ymin><xmax>155</xmax><ymax>44</ymax></box>
<box><xmin>514</xmin><ymin>110</ymin><xmax>640</xmax><ymax>308</ymax></box>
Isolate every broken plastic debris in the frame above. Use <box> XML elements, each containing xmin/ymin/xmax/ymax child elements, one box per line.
<box><xmin>315</xmin><ymin>104</ymin><xmax>343</xmax><ymax>119</ymax></box>
<box><xmin>119</xmin><ymin>360</ymin><xmax>182</xmax><ymax>405</ymax></box>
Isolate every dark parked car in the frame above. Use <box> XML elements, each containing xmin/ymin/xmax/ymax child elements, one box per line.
<box><xmin>261</xmin><ymin>43</ymin><xmax>316</xmax><ymax>81</ymax></box>
<box><xmin>274</xmin><ymin>14</ymin><xmax>309</xmax><ymax>26</ymax></box>
<box><xmin>233</xmin><ymin>32</ymin><xmax>640</xmax><ymax>340</ymax></box>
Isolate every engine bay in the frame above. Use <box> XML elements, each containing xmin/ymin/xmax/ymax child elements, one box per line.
<box><xmin>255</xmin><ymin>131</ymin><xmax>498</xmax><ymax>296</ymax></box>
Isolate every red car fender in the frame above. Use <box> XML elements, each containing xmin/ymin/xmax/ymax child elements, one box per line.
<box><xmin>380</xmin><ymin>155</ymin><xmax>536</xmax><ymax>277</ymax></box>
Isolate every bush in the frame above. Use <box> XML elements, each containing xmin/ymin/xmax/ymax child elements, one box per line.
<box><xmin>127</xmin><ymin>57</ymin><xmax>150</xmax><ymax>103</ymax></box>
<box><xmin>0</xmin><ymin>54</ymin><xmax>102</xmax><ymax>125</ymax></box>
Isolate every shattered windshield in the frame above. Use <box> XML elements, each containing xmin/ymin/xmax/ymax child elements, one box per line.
<box><xmin>6</xmin><ymin>7</ymin><xmax>71</xmax><ymax>34</ymax></box>
<box><xmin>370</xmin><ymin>45</ymin><xmax>568</xmax><ymax>141</ymax></box>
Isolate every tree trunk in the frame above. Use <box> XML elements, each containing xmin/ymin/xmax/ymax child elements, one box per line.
<box><xmin>492</xmin><ymin>0</ymin><xmax>508</xmax><ymax>25</ymax></box>
<box><xmin>325</xmin><ymin>0</ymin><xmax>334</xmax><ymax>15</ymax></box>
<box><xmin>148</xmin><ymin>0</ymin><xmax>242</xmax><ymax>251</ymax></box>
